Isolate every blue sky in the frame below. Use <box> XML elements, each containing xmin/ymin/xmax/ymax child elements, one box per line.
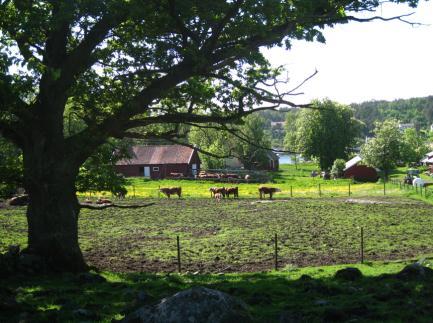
<box><xmin>263</xmin><ymin>1</ymin><xmax>433</xmax><ymax>105</ymax></box>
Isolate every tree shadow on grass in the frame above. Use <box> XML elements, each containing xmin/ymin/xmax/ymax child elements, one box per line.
<box><xmin>1</xmin><ymin>265</ymin><xmax>433</xmax><ymax>322</ymax></box>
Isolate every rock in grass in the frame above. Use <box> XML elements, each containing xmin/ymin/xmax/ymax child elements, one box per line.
<box><xmin>396</xmin><ymin>263</ymin><xmax>433</xmax><ymax>280</ymax></box>
<box><xmin>334</xmin><ymin>267</ymin><xmax>363</xmax><ymax>281</ymax></box>
<box><xmin>121</xmin><ymin>287</ymin><xmax>252</xmax><ymax>323</ymax></box>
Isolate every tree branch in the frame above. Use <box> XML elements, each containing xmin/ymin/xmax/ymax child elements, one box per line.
<box><xmin>79</xmin><ymin>202</ymin><xmax>155</xmax><ymax>210</ymax></box>
<box><xmin>346</xmin><ymin>12</ymin><xmax>423</xmax><ymax>26</ymax></box>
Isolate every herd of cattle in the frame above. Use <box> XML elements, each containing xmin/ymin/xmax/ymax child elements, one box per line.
<box><xmin>158</xmin><ymin>186</ymin><xmax>281</xmax><ymax>200</ymax></box>
<box><xmin>4</xmin><ymin>186</ymin><xmax>282</xmax><ymax>207</ymax></box>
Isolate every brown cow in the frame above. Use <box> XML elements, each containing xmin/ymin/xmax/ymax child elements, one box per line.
<box><xmin>160</xmin><ymin>187</ymin><xmax>182</xmax><ymax>198</ymax></box>
<box><xmin>258</xmin><ymin>186</ymin><xmax>281</xmax><ymax>200</ymax></box>
<box><xmin>214</xmin><ymin>192</ymin><xmax>223</xmax><ymax>202</ymax></box>
<box><xmin>209</xmin><ymin>187</ymin><xmax>226</xmax><ymax>198</ymax></box>
<box><xmin>226</xmin><ymin>187</ymin><xmax>239</xmax><ymax>198</ymax></box>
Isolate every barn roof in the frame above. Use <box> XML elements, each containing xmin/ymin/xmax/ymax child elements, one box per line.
<box><xmin>344</xmin><ymin>155</ymin><xmax>362</xmax><ymax>171</ymax></box>
<box><xmin>116</xmin><ymin>145</ymin><xmax>196</xmax><ymax>165</ymax></box>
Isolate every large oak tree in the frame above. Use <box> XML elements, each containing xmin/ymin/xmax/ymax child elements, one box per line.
<box><xmin>0</xmin><ymin>0</ymin><xmax>421</xmax><ymax>272</ymax></box>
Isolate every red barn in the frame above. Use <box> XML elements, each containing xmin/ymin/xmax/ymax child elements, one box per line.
<box><xmin>343</xmin><ymin>156</ymin><xmax>378</xmax><ymax>182</ymax></box>
<box><xmin>115</xmin><ymin>145</ymin><xmax>200</xmax><ymax>179</ymax></box>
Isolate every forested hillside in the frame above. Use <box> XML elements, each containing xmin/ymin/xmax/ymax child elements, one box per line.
<box><xmin>351</xmin><ymin>96</ymin><xmax>433</xmax><ymax>135</ymax></box>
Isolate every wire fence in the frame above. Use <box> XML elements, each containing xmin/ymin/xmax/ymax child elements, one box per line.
<box><xmin>81</xmin><ymin>180</ymin><xmax>400</xmax><ymax>200</ymax></box>
<box><xmin>116</xmin><ymin>224</ymin><xmax>433</xmax><ymax>274</ymax></box>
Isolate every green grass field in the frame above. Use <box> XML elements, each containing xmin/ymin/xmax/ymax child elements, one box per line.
<box><xmin>3</xmin><ymin>163</ymin><xmax>433</xmax><ymax>322</ymax></box>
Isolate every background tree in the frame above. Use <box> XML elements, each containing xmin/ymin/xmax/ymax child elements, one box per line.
<box><xmin>287</xmin><ymin>100</ymin><xmax>361</xmax><ymax>170</ymax></box>
<box><xmin>0</xmin><ymin>0</ymin><xmax>421</xmax><ymax>272</ymax></box>
<box><xmin>189</xmin><ymin>114</ymin><xmax>272</xmax><ymax>170</ymax></box>
<box><xmin>0</xmin><ymin>137</ymin><xmax>23</xmax><ymax>198</ymax></box>
<box><xmin>352</xmin><ymin>96</ymin><xmax>433</xmax><ymax>136</ymax></box>
<box><xmin>75</xmin><ymin>140</ymin><xmax>131</xmax><ymax>196</ymax></box>
<box><xmin>400</xmin><ymin>128</ymin><xmax>430</xmax><ymax>164</ymax></box>
<box><xmin>188</xmin><ymin>126</ymin><xmax>229</xmax><ymax>170</ymax></box>
<box><xmin>361</xmin><ymin>120</ymin><xmax>403</xmax><ymax>178</ymax></box>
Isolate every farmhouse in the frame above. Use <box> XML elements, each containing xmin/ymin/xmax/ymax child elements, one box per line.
<box><xmin>343</xmin><ymin>155</ymin><xmax>378</xmax><ymax>182</ymax></box>
<box><xmin>421</xmin><ymin>151</ymin><xmax>433</xmax><ymax>165</ymax></box>
<box><xmin>115</xmin><ymin>145</ymin><xmax>200</xmax><ymax>179</ymax></box>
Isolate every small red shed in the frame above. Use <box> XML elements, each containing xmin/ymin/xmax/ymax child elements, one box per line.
<box><xmin>343</xmin><ymin>156</ymin><xmax>378</xmax><ymax>182</ymax></box>
<box><xmin>115</xmin><ymin>145</ymin><xmax>200</xmax><ymax>179</ymax></box>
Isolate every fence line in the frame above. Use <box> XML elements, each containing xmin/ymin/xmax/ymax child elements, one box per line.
<box><xmin>149</xmin><ymin>224</ymin><xmax>432</xmax><ymax>274</ymax></box>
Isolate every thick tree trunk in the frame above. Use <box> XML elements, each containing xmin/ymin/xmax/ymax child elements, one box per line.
<box><xmin>23</xmin><ymin>146</ymin><xmax>87</xmax><ymax>273</ymax></box>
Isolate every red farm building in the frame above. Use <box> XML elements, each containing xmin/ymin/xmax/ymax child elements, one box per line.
<box><xmin>115</xmin><ymin>145</ymin><xmax>200</xmax><ymax>179</ymax></box>
<box><xmin>343</xmin><ymin>156</ymin><xmax>378</xmax><ymax>182</ymax></box>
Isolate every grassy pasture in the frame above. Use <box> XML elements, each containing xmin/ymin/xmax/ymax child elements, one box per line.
<box><xmin>2</xmin><ymin>196</ymin><xmax>433</xmax><ymax>273</ymax></box>
<box><xmin>2</xmin><ymin>164</ymin><xmax>433</xmax><ymax>322</ymax></box>
<box><xmin>94</xmin><ymin>164</ymin><xmax>401</xmax><ymax>199</ymax></box>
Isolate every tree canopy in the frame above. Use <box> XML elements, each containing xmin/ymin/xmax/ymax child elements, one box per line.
<box><xmin>361</xmin><ymin>120</ymin><xmax>403</xmax><ymax>176</ymax></box>
<box><xmin>0</xmin><ymin>0</ymin><xmax>422</xmax><ymax>272</ymax></box>
<box><xmin>285</xmin><ymin>100</ymin><xmax>361</xmax><ymax>170</ymax></box>
<box><xmin>188</xmin><ymin>114</ymin><xmax>272</xmax><ymax>170</ymax></box>
<box><xmin>352</xmin><ymin>96</ymin><xmax>433</xmax><ymax>135</ymax></box>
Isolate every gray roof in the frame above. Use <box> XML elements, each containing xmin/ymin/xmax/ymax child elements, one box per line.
<box><xmin>116</xmin><ymin>145</ymin><xmax>195</xmax><ymax>165</ymax></box>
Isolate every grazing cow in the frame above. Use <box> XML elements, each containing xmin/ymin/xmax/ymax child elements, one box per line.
<box><xmin>226</xmin><ymin>187</ymin><xmax>239</xmax><ymax>198</ymax></box>
<box><xmin>160</xmin><ymin>187</ymin><xmax>182</xmax><ymax>198</ymax></box>
<box><xmin>209</xmin><ymin>187</ymin><xmax>226</xmax><ymax>198</ymax></box>
<box><xmin>258</xmin><ymin>186</ymin><xmax>281</xmax><ymax>200</ymax></box>
<box><xmin>214</xmin><ymin>192</ymin><xmax>223</xmax><ymax>202</ymax></box>
<box><xmin>245</xmin><ymin>174</ymin><xmax>251</xmax><ymax>181</ymax></box>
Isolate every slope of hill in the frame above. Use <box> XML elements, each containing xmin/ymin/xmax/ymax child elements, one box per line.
<box><xmin>351</xmin><ymin>96</ymin><xmax>433</xmax><ymax>135</ymax></box>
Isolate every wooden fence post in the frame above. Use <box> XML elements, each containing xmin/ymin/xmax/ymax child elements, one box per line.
<box><xmin>348</xmin><ymin>183</ymin><xmax>351</xmax><ymax>196</ymax></box>
<box><xmin>360</xmin><ymin>227</ymin><xmax>364</xmax><ymax>264</ymax></box>
<box><xmin>383</xmin><ymin>180</ymin><xmax>386</xmax><ymax>196</ymax></box>
<box><xmin>158</xmin><ymin>185</ymin><xmax>160</xmax><ymax>199</ymax></box>
<box><xmin>133</xmin><ymin>185</ymin><xmax>136</xmax><ymax>198</ymax></box>
<box><xmin>290</xmin><ymin>186</ymin><xmax>293</xmax><ymax>198</ymax></box>
<box><xmin>274</xmin><ymin>233</ymin><xmax>278</xmax><ymax>271</ymax></box>
<box><xmin>319</xmin><ymin>184</ymin><xmax>321</xmax><ymax>197</ymax></box>
<box><xmin>177</xmin><ymin>236</ymin><xmax>181</xmax><ymax>273</ymax></box>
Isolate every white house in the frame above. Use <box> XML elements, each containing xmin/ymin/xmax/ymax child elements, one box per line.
<box><xmin>421</xmin><ymin>151</ymin><xmax>433</xmax><ymax>165</ymax></box>
<box><xmin>398</xmin><ymin>123</ymin><xmax>414</xmax><ymax>132</ymax></box>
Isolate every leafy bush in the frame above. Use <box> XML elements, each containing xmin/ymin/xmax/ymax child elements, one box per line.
<box><xmin>331</xmin><ymin>159</ymin><xmax>346</xmax><ymax>178</ymax></box>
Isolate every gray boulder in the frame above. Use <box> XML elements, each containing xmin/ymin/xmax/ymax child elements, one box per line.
<box><xmin>121</xmin><ymin>287</ymin><xmax>252</xmax><ymax>323</ymax></box>
<box><xmin>397</xmin><ymin>263</ymin><xmax>433</xmax><ymax>280</ymax></box>
<box><xmin>334</xmin><ymin>267</ymin><xmax>363</xmax><ymax>281</ymax></box>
